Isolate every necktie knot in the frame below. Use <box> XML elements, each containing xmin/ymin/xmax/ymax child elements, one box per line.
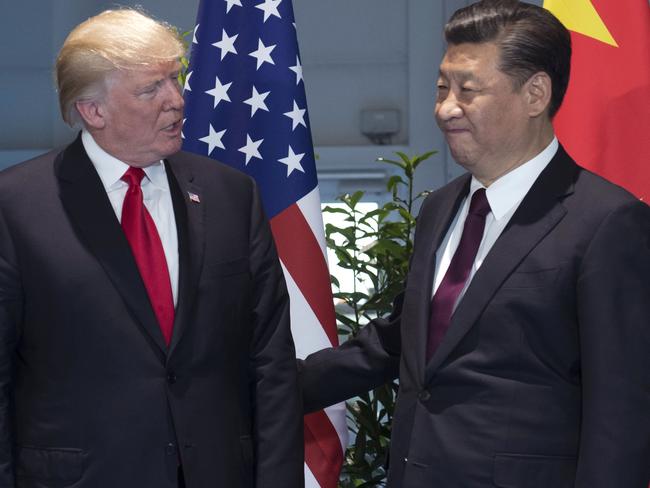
<box><xmin>121</xmin><ymin>167</ymin><xmax>146</xmax><ymax>187</ymax></box>
<box><xmin>468</xmin><ymin>188</ymin><xmax>491</xmax><ymax>218</ymax></box>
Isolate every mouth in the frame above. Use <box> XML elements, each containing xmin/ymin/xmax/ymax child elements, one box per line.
<box><xmin>443</xmin><ymin>127</ymin><xmax>469</xmax><ymax>135</ymax></box>
<box><xmin>162</xmin><ymin>120</ymin><xmax>182</xmax><ymax>134</ymax></box>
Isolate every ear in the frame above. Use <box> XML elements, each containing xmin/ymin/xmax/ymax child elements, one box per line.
<box><xmin>524</xmin><ymin>72</ymin><xmax>552</xmax><ymax>118</ymax></box>
<box><xmin>75</xmin><ymin>99</ymin><xmax>107</xmax><ymax>130</ymax></box>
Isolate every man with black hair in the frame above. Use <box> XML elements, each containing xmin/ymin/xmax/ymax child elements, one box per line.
<box><xmin>301</xmin><ymin>1</ymin><xmax>650</xmax><ymax>486</ymax></box>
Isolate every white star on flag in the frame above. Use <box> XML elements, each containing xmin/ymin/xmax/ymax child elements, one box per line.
<box><xmin>249</xmin><ymin>39</ymin><xmax>276</xmax><ymax>70</ymax></box>
<box><xmin>212</xmin><ymin>29</ymin><xmax>238</xmax><ymax>61</ymax></box>
<box><xmin>244</xmin><ymin>87</ymin><xmax>271</xmax><ymax>117</ymax></box>
<box><xmin>199</xmin><ymin>124</ymin><xmax>226</xmax><ymax>155</ymax></box>
<box><xmin>205</xmin><ymin>76</ymin><xmax>232</xmax><ymax>108</ymax></box>
<box><xmin>181</xmin><ymin>118</ymin><xmax>186</xmax><ymax>139</ymax></box>
<box><xmin>255</xmin><ymin>0</ymin><xmax>282</xmax><ymax>23</ymax></box>
<box><xmin>283</xmin><ymin>101</ymin><xmax>306</xmax><ymax>130</ymax></box>
<box><xmin>238</xmin><ymin>135</ymin><xmax>264</xmax><ymax>165</ymax></box>
<box><xmin>184</xmin><ymin>71</ymin><xmax>193</xmax><ymax>92</ymax></box>
<box><xmin>192</xmin><ymin>24</ymin><xmax>199</xmax><ymax>44</ymax></box>
<box><xmin>278</xmin><ymin>145</ymin><xmax>305</xmax><ymax>176</ymax></box>
<box><xmin>225</xmin><ymin>0</ymin><xmax>242</xmax><ymax>13</ymax></box>
<box><xmin>289</xmin><ymin>56</ymin><xmax>303</xmax><ymax>84</ymax></box>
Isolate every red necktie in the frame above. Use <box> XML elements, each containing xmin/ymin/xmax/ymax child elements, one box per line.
<box><xmin>426</xmin><ymin>188</ymin><xmax>491</xmax><ymax>360</ymax></box>
<box><xmin>121</xmin><ymin>167</ymin><xmax>175</xmax><ymax>346</ymax></box>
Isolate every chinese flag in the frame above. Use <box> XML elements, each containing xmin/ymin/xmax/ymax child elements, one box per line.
<box><xmin>544</xmin><ymin>0</ymin><xmax>650</xmax><ymax>201</ymax></box>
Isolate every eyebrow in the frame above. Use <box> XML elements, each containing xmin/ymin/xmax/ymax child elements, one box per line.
<box><xmin>136</xmin><ymin>80</ymin><xmax>161</xmax><ymax>92</ymax></box>
<box><xmin>137</xmin><ymin>71</ymin><xmax>180</xmax><ymax>92</ymax></box>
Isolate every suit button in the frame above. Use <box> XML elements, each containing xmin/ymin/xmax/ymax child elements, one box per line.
<box><xmin>165</xmin><ymin>443</ymin><xmax>177</xmax><ymax>456</ymax></box>
<box><xmin>418</xmin><ymin>390</ymin><xmax>431</xmax><ymax>402</ymax></box>
<box><xmin>167</xmin><ymin>372</ymin><xmax>177</xmax><ymax>384</ymax></box>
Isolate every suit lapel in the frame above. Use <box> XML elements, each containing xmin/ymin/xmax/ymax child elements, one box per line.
<box><xmin>403</xmin><ymin>175</ymin><xmax>470</xmax><ymax>385</ymax></box>
<box><xmin>164</xmin><ymin>156</ymin><xmax>205</xmax><ymax>357</ymax></box>
<box><xmin>424</xmin><ymin>147</ymin><xmax>578</xmax><ymax>380</ymax></box>
<box><xmin>55</xmin><ymin>135</ymin><xmax>168</xmax><ymax>355</ymax></box>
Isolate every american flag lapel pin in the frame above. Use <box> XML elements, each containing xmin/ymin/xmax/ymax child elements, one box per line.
<box><xmin>188</xmin><ymin>191</ymin><xmax>201</xmax><ymax>203</ymax></box>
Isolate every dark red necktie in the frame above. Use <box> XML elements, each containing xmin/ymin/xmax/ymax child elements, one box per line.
<box><xmin>426</xmin><ymin>188</ymin><xmax>491</xmax><ymax>360</ymax></box>
<box><xmin>121</xmin><ymin>167</ymin><xmax>175</xmax><ymax>346</ymax></box>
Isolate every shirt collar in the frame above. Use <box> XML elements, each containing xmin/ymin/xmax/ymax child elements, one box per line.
<box><xmin>81</xmin><ymin>130</ymin><xmax>169</xmax><ymax>192</ymax></box>
<box><xmin>469</xmin><ymin>137</ymin><xmax>558</xmax><ymax>220</ymax></box>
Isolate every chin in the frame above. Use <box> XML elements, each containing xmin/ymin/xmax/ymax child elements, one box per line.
<box><xmin>449</xmin><ymin>149</ymin><xmax>471</xmax><ymax>167</ymax></box>
<box><xmin>163</xmin><ymin>140</ymin><xmax>183</xmax><ymax>158</ymax></box>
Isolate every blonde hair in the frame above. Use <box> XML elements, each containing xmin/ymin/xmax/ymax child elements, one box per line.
<box><xmin>55</xmin><ymin>8</ymin><xmax>185</xmax><ymax>126</ymax></box>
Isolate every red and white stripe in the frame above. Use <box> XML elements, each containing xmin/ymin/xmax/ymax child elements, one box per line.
<box><xmin>270</xmin><ymin>187</ymin><xmax>347</xmax><ymax>488</ymax></box>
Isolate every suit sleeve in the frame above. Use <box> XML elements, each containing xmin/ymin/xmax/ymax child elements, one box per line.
<box><xmin>575</xmin><ymin>200</ymin><xmax>650</xmax><ymax>487</ymax></box>
<box><xmin>299</xmin><ymin>292</ymin><xmax>402</xmax><ymax>413</ymax></box>
<box><xmin>0</xmin><ymin>207</ymin><xmax>20</xmax><ymax>486</ymax></box>
<box><xmin>246</xmin><ymin>183</ymin><xmax>304</xmax><ymax>488</ymax></box>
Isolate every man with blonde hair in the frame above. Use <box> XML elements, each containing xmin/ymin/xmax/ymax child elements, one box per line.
<box><xmin>0</xmin><ymin>9</ymin><xmax>303</xmax><ymax>488</ymax></box>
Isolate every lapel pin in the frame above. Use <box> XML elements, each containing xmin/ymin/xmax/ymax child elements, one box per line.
<box><xmin>188</xmin><ymin>191</ymin><xmax>201</xmax><ymax>203</ymax></box>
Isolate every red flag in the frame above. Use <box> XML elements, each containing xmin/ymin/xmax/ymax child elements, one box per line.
<box><xmin>544</xmin><ymin>0</ymin><xmax>650</xmax><ymax>201</ymax></box>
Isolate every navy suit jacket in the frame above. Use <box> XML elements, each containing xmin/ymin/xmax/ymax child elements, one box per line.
<box><xmin>0</xmin><ymin>135</ymin><xmax>304</xmax><ymax>488</ymax></box>
<box><xmin>302</xmin><ymin>145</ymin><xmax>650</xmax><ymax>487</ymax></box>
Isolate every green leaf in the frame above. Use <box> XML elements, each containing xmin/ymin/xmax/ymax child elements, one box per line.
<box><xmin>323</xmin><ymin>206</ymin><xmax>353</xmax><ymax>215</ymax></box>
<box><xmin>386</xmin><ymin>175</ymin><xmax>405</xmax><ymax>193</ymax></box>
<box><xmin>347</xmin><ymin>190</ymin><xmax>365</xmax><ymax>207</ymax></box>
<box><xmin>411</xmin><ymin>150</ymin><xmax>438</xmax><ymax>169</ymax></box>
<box><xmin>394</xmin><ymin>151</ymin><xmax>410</xmax><ymax>164</ymax></box>
<box><xmin>330</xmin><ymin>275</ymin><xmax>340</xmax><ymax>288</ymax></box>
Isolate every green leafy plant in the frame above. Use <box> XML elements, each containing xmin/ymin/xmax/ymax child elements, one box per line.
<box><xmin>178</xmin><ymin>29</ymin><xmax>192</xmax><ymax>88</ymax></box>
<box><xmin>323</xmin><ymin>151</ymin><xmax>436</xmax><ymax>487</ymax></box>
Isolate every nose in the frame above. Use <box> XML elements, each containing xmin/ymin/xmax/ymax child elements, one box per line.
<box><xmin>163</xmin><ymin>78</ymin><xmax>185</xmax><ymax>111</ymax></box>
<box><xmin>435</xmin><ymin>91</ymin><xmax>463</xmax><ymax>122</ymax></box>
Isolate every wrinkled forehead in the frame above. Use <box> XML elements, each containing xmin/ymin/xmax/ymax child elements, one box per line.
<box><xmin>438</xmin><ymin>42</ymin><xmax>502</xmax><ymax>79</ymax></box>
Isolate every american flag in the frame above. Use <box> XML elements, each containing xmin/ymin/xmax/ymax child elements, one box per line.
<box><xmin>181</xmin><ymin>1</ymin><xmax>346</xmax><ymax>486</ymax></box>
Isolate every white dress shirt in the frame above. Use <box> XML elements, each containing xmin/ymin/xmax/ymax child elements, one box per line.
<box><xmin>81</xmin><ymin>130</ymin><xmax>179</xmax><ymax>305</ymax></box>
<box><xmin>432</xmin><ymin>137</ymin><xmax>559</xmax><ymax>305</ymax></box>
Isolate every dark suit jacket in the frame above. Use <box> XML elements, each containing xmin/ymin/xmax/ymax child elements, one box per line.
<box><xmin>0</xmin><ymin>135</ymin><xmax>303</xmax><ymax>488</ymax></box>
<box><xmin>302</xmin><ymin>146</ymin><xmax>650</xmax><ymax>487</ymax></box>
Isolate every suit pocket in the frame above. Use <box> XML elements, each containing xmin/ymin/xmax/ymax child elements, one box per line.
<box><xmin>16</xmin><ymin>446</ymin><xmax>85</xmax><ymax>486</ymax></box>
<box><xmin>493</xmin><ymin>453</ymin><xmax>576</xmax><ymax>488</ymax></box>
<box><xmin>500</xmin><ymin>267</ymin><xmax>559</xmax><ymax>289</ymax></box>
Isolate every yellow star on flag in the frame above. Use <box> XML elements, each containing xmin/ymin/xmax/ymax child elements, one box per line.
<box><xmin>544</xmin><ymin>0</ymin><xmax>618</xmax><ymax>47</ymax></box>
